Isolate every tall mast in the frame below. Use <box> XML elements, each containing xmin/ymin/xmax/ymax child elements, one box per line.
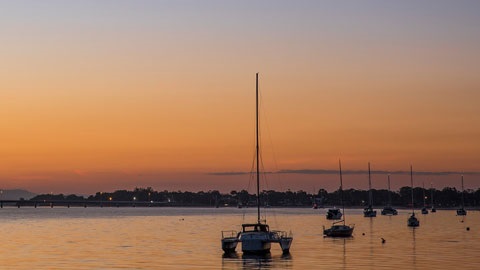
<box><xmin>461</xmin><ymin>175</ymin><xmax>465</xmax><ymax>208</ymax></box>
<box><xmin>423</xmin><ymin>182</ymin><xmax>426</xmax><ymax>207</ymax></box>
<box><xmin>387</xmin><ymin>174</ymin><xmax>392</xmax><ymax>206</ymax></box>
<box><xmin>368</xmin><ymin>162</ymin><xmax>372</xmax><ymax>207</ymax></box>
<box><xmin>430</xmin><ymin>182</ymin><xmax>434</xmax><ymax>207</ymax></box>
<box><xmin>339</xmin><ymin>159</ymin><xmax>345</xmax><ymax>225</ymax></box>
<box><xmin>256</xmin><ymin>72</ymin><xmax>260</xmax><ymax>224</ymax></box>
<box><xmin>410</xmin><ymin>165</ymin><xmax>414</xmax><ymax>214</ymax></box>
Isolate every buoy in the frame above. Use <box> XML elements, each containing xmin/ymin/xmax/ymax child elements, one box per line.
<box><xmin>467</xmin><ymin>227</ymin><xmax>470</xmax><ymax>231</ymax></box>
<box><xmin>381</xmin><ymin>238</ymin><xmax>386</xmax><ymax>244</ymax></box>
<box><xmin>362</xmin><ymin>233</ymin><xmax>365</xmax><ymax>236</ymax></box>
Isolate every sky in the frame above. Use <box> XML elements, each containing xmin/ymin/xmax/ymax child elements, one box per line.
<box><xmin>1</xmin><ymin>1</ymin><xmax>479</xmax><ymax>195</ymax></box>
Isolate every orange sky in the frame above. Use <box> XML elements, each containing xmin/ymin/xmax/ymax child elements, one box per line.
<box><xmin>1</xmin><ymin>1</ymin><xmax>479</xmax><ymax>194</ymax></box>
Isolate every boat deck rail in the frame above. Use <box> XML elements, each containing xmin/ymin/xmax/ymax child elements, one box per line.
<box><xmin>221</xmin><ymin>230</ymin><xmax>239</xmax><ymax>239</ymax></box>
<box><xmin>270</xmin><ymin>230</ymin><xmax>292</xmax><ymax>240</ymax></box>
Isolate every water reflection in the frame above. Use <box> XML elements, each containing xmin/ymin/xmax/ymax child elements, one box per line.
<box><xmin>411</xmin><ymin>226</ymin><xmax>417</xmax><ymax>270</ymax></box>
<box><xmin>2</xmin><ymin>208</ymin><xmax>480</xmax><ymax>269</ymax></box>
<box><xmin>369</xmin><ymin>217</ymin><xmax>374</xmax><ymax>269</ymax></box>
<box><xmin>221</xmin><ymin>252</ymin><xmax>292</xmax><ymax>269</ymax></box>
<box><xmin>222</xmin><ymin>252</ymin><xmax>240</xmax><ymax>259</ymax></box>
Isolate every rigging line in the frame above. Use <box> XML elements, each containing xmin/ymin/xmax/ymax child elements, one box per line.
<box><xmin>258</xmin><ymin>85</ymin><xmax>285</xmax><ymax>194</ymax></box>
<box><xmin>258</xmin><ymin>83</ymin><xmax>285</xmax><ymax>229</ymax></box>
<box><xmin>242</xmin><ymin>125</ymin><xmax>257</xmax><ymax>222</ymax></box>
<box><xmin>245</xmin><ymin>104</ymin><xmax>258</xmax><ymax>193</ymax></box>
<box><xmin>258</xmin><ymin>96</ymin><xmax>276</xmax><ymax>225</ymax></box>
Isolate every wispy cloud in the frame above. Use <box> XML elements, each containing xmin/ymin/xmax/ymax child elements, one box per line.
<box><xmin>208</xmin><ymin>171</ymin><xmax>274</xmax><ymax>176</ymax></box>
<box><xmin>208</xmin><ymin>172</ymin><xmax>250</xmax><ymax>176</ymax></box>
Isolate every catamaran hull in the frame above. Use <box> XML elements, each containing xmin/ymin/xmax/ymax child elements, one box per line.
<box><xmin>279</xmin><ymin>237</ymin><xmax>293</xmax><ymax>253</ymax></box>
<box><xmin>221</xmin><ymin>238</ymin><xmax>239</xmax><ymax>253</ymax></box>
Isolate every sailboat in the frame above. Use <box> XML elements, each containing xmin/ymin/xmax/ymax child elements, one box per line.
<box><xmin>221</xmin><ymin>73</ymin><xmax>293</xmax><ymax>254</ymax></box>
<box><xmin>363</xmin><ymin>162</ymin><xmax>377</xmax><ymax>217</ymax></box>
<box><xmin>456</xmin><ymin>175</ymin><xmax>467</xmax><ymax>216</ymax></box>
<box><xmin>323</xmin><ymin>160</ymin><xmax>354</xmax><ymax>237</ymax></box>
<box><xmin>326</xmin><ymin>207</ymin><xmax>342</xmax><ymax>220</ymax></box>
<box><xmin>430</xmin><ymin>183</ymin><xmax>436</xmax><ymax>213</ymax></box>
<box><xmin>421</xmin><ymin>182</ymin><xmax>428</xmax><ymax>214</ymax></box>
<box><xmin>407</xmin><ymin>165</ymin><xmax>419</xmax><ymax>227</ymax></box>
<box><xmin>381</xmin><ymin>174</ymin><xmax>398</xmax><ymax>215</ymax></box>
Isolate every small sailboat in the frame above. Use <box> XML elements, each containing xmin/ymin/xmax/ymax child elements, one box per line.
<box><xmin>407</xmin><ymin>166</ymin><xmax>419</xmax><ymax>227</ymax></box>
<box><xmin>456</xmin><ymin>175</ymin><xmax>467</xmax><ymax>216</ymax></box>
<box><xmin>430</xmin><ymin>183</ymin><xmax>436</xmax><ymax>213</ymax></box>
<box><xmin>221</xmin><ymin>73</ymin><xmax>293</xmax><ymax>254</ymax></box>
<box><xmin>324</xmin><ymin>160</ymin><xmax>354</xmax><ymax>237</ymax></box>
<box><xmin>421</xmin><ymin>182</ymin><xmax>428</xmax><ymax>214</ymax></box>
<box><xmin>381</xmin><ymin>174</ymin><xmax>398</xmax><ymax>215</ymax></box>
<box><xmin>363</xmin><ymin>162</ymin><xmax>377</xmax><ymax>217</ymax></box>
<box><xmin>326</xmin><ymin>207</ymin><xmax>342</xmax><ymax>220</ymax></box>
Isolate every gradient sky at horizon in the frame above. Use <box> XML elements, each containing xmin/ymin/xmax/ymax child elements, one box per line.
<box><xmin>1</xmin><ymin>0</ymin><xmax>479</xmax><ymax>194</ymax></box>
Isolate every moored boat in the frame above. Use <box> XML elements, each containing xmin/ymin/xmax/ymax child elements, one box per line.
<box><xmin>456</xmin><ymin>175</ymin><xmax>467</xmax><ymax>216</ymax></box>
<box><xmin>326</xmin><ymin>207</ymin><xmax>342</xmax><ymax>220</ymax></box>
<box><xmin>324</xmin><ymin>222</ymin><xmax>354</xmax><ymax>237</ymax></box>
<box><xmin>221</xmin><ymin>73</ymin><xmax>293</xmax><ymax>254</ymax></box>
<box><xmin>324</xmin><ymin>160</ymin><xmax>354</xmax><ymax>237</ymax></box>
<box><xmin>407</xmin><ymin>166</ymin><xmax>419</xmax><ymax>227</ymax></box>
<box><xmin>363</xmin><ymin>162</ymin><xmax>377</xmax><ymax>217</ymax></box>
<box><xmin>381</xmin><ymin>206</ymin><xmax>398</xmax><ymax>216</ymax></box>
<box><xmin>381</xmin><ymin>174</ymin><xmax>398</xmax><ymax>216</ymax></box>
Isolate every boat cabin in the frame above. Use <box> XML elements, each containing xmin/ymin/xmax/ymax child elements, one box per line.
<box><xmin>242</xmin><ymin>223</ymin><xmax>270</xmax><ymax>233</ymax></box>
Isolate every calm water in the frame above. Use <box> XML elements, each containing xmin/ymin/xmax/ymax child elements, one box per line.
<box><xmin>1</xmin><ymin>207</ymin><xmax>479</xmax><ymax>269</ymax></box>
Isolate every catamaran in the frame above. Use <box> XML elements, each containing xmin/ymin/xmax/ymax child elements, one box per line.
<box><xmin>221</xmin><ymin>73</ymin><xmax>293</xmax><ymax>254</ymax></box>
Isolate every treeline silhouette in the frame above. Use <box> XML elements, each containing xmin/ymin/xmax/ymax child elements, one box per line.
<box><xmin>29</xmin><ymin>186</ymin><xmax>480</xmax><ymax>208</ymax></box>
